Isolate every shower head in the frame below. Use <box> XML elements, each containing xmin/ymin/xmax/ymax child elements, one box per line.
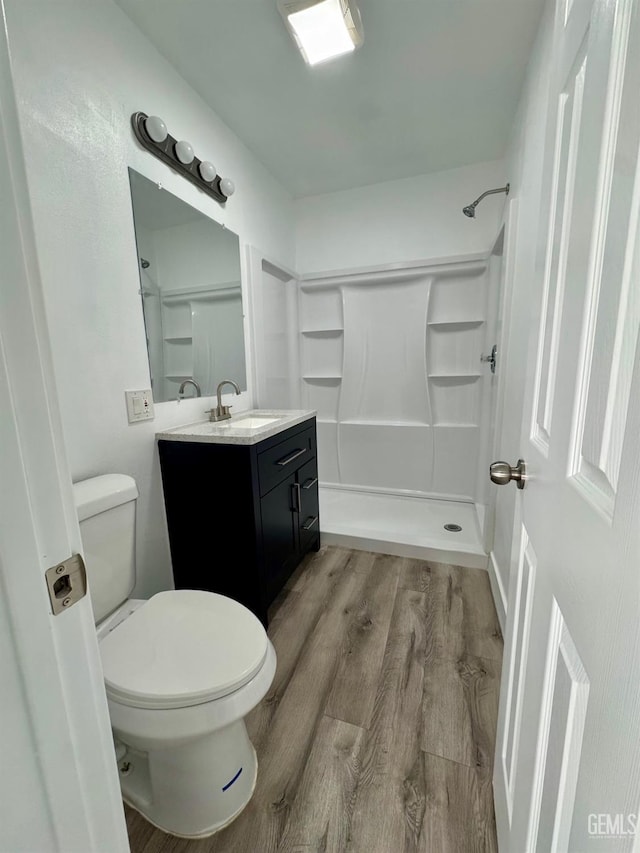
<box><xmin>462</xmin><ymin>183</ymin><xmax>510</xmax><ymax>218</ymax></box>
<box><xmin>140</xmin><ymin>257</ymin><xmax>150</xmax><ymax>269</ymax></box>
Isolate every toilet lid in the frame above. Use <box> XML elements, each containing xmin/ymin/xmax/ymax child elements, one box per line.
<box><xmin>99</xmin><ymin>590</ymin><xmax>268</xmax><ymax>710</ymax></box>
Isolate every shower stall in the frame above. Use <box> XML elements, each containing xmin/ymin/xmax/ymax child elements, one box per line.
<box><xmin>250</xmin><ymin>238</ymin><xmax>506</xmax><ymax>568</ymax></box>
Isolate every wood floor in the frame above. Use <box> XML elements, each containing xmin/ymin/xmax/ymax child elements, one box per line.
<box><xmin>125</xmin><ymin>546</ymin><xmax>503</xmax><ymax>853</ymax></box>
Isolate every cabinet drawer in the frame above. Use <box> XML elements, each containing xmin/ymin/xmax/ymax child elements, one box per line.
<box><xmin>258</xmin><ymin>424</ymin><xmax>316</xmax><ymax>497</ymax></box>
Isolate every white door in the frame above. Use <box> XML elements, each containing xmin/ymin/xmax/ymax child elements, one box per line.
<box><xmin>0</xmin><ymin>9</ymin><xmax>129</xmax><ymax>852</ymax></box>
<box><xmin>494</xmin><ymin>0</ymin><xmax>640</xmax><ymax>848</ymax></box>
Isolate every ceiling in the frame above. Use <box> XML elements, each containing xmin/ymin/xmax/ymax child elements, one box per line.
<box><xmin>116</xmin><ymin>0</ymin><xmax>544</xmax><ymax>198</ymax></box>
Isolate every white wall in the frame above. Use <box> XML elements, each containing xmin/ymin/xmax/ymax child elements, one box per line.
<box><xmin>295</xmin><ymin>159</ymin><xmax>508</xmax><ymax>274</ymax></box>
<box><xmin>4</xmin><ymin>0</ymin><xmax>295</xmax><ymax>599</ymax></box>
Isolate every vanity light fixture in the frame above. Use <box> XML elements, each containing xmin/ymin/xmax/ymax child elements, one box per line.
<box><xmin>278</xmin><ymin>0</ymin><xmax>363</xmax><ymax>66</ymax></box>
<box><xmin>131</xmin><ymin>112</ymin><xmax>234</xmax><ymax>203</ymax></box>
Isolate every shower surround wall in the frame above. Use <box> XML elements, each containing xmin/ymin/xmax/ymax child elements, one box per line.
<box><xmin>300</xmin><ymin>258</ymin><xmax>489</xmax><ymax>501</ymax></box>
<box><xmin>292</xmin><ymin>160</ymin><xmax>506</xmax><ymax>564</ymax></box>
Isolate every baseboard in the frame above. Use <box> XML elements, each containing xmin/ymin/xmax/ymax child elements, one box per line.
<box><xmin>488</xmin><ymin>550</ymin><xmax>507</xmax><ymax>631</ymax></box>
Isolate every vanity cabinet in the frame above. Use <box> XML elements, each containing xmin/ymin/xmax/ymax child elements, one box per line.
<box><xmin>158</xmin><ymin>417</ymin><xmax>320</xmax><ymax>626</ymax></box>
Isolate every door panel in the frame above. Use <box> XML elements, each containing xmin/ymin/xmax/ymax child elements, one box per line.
<box><xmin>568</xmin><ymin>0</ymin><xmax>639</xmax><ymax>516</ymax></box>
<box><xmin>499</xmin><ymin>527</ymin><xmax>537</xmax><ymax>821</ymax></box>
<box><xmin>0</xmin><ymin>8</ymin><xmax>129</xmax><ymax>848</ymax></box>
<box><xmin>531</xmin><ymin>42</ymin><xmax>586</xmax><ymax>455</ymax></box>
<box><xmin>530</xmin><ymin>605</ymin><xmax>590</xmax><ymax>852</ymax></box>
<box><xmin>494</xmin><ymin>0</ymin><xmax>640</xmax><ymax>847</ymax></box>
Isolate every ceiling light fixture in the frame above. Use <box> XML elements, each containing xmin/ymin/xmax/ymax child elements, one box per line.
<box><xmin>278</xmin><ymin>0</ymin><xmax>363</xmax><ymax>66</ymax></box>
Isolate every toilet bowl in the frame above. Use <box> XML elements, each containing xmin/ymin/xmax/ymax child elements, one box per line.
<box><xmin>74</xmin><ymin>474</ymin><xmax>276</xmax><ymax>838</ymax></box>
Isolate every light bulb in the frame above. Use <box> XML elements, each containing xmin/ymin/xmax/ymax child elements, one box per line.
<box><xmin>199</xmin><ymin>160</ymin><xmax>217</xmax><ymax>182</ymax></box>
<box><xmin>145</xmin><ymin>115</ymin><xmax>168</xmax><ymax>143</ymax></box>
<box><xmin>175</xmin><ymin>140</ymin><xmax>194</xmax><ymax>165</ymax></box>
<box><xmin>219</xmin><ymin>177</ymin><xmax>235</xmax><ymax>197</ymax></box>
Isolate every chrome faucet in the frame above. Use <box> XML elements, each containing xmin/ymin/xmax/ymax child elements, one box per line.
<box><xmin>177</xmin><ymin>379</ymin><xmax>201</xmax><ymax>399</ymax></box>
<box><xmin>206</xmin><ymin>379</ymin><xmax>241</xmax><ymax>422</ymax></box>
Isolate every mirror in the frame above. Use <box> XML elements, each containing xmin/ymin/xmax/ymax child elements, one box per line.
<box><xmin>128</xmin><ymin>169</ymin><xmax>246</xmax><ymax>402</ymax></box>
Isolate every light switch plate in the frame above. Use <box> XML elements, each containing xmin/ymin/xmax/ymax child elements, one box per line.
<box><xmin>125</xmin><ymin>389</ymin><xmax>154</xmax><ymax>423</ymax></box>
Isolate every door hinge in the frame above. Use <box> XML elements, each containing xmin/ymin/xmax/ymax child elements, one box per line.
<box><xmin>45</xmin><ymin>554</ymin><xmax>87</xmax><ymax>615</ymax></box>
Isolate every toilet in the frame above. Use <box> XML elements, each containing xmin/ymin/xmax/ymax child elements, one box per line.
<box><xmin>74</xmin><ymin>473</ymin><xmax>276</xmax><ymax>839</ymax></box>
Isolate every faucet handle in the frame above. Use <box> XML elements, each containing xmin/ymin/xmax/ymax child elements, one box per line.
<box><xmin>205</xmin><ymin>404</ymin><xmax>233</xmax><ymax>423</ymax></box>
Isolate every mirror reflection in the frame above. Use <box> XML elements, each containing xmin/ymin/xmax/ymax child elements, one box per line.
<box><xmin>129</xmin><ymin>168</ymin><xmax>246</xmax><ymax>403</ymax></box>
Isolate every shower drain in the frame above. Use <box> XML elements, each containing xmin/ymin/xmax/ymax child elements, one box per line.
<box><xmin>444</xmin><ymin>523</ymin><xmax>462</xmax><ymax>532</ymax></box>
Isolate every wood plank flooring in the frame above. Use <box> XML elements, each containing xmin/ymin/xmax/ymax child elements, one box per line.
<box><xmin>125</xmin><ymin>546</ymin><xmax>503</xmax><ymax>853</ymax></box>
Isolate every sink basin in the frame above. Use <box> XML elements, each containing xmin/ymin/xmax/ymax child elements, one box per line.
<box><xmin>218</xmin><ymin>416</ymin><xmax>280</xmax><ymax>429</ymax></box>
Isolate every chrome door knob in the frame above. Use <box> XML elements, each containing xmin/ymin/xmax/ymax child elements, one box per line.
<box><xmin>490</xmin><ymin>459</ymin><xmax>527</xmax><ymax>489</ymax></box>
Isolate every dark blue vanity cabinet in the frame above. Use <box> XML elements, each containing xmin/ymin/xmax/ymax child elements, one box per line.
<box><xmin>158</xmin><ymin>417</ymin><xmax>320</xmax><ymax>626</ymax></box>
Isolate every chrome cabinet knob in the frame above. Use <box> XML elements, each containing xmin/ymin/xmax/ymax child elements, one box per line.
<box><xmin>490</xmin><ymin>459</ymin><xmax>527</xmax><ymax>489</ymax></box>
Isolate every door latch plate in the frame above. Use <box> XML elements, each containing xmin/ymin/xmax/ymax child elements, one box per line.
<box><xmin>481</xmin><ymin>344</ymin><xmax>498</xmax><ymax>374</ymax></box>
<box><xmin>45</xmin><ymin>554</ymin><xmax>87</xmax><ymax>615</ymax></box>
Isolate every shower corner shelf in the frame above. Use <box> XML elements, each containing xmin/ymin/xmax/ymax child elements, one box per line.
<box><xmin>428</xmin><ymin>373</ymin><xmax>482</xmax><ymax>380</ymax></box>
<box><xmin>164</xmin><ymin>335</ymin><xmax>193</xmax><ymax>343</ymax></box>
<box><xmin>302</xmin><ymin>374</ymin><xmax>343</xmax><ymax>381</ymax></box>
<box><xmin>427</xmin><ymin>318</ymin><xmax>484</xmax><ymax>328</ymax></box>
<box><xmin>434</xmin><ymin>422</ymin><xmax>479</xmax><ymax>429</ymax></box>
<box><xmin>339</xmin><ymin>418</ymin><xmax>430</xmax><ymax>428</ymax></box>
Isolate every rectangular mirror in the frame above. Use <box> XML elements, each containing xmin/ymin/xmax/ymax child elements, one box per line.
<box><xmin>128</xmin><ymin>168</ymin><xmax>247</xmax><ymax>402</ymax></box>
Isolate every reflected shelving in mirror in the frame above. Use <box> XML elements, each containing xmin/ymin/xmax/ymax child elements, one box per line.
<box><xmin>128</xmin><ymin>169</ymin><xmax>247</xmax><ymax>403</ymax></box>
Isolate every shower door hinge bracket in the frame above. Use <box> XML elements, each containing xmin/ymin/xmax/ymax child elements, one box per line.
<box><xmin>45</xmin><ymin>554</ymin><xmax>87</xmax><ymax>615</ymax></box>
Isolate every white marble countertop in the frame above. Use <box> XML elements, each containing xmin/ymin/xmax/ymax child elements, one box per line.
<box><xmin>156</xmin><ymin>409</ymin><xmax>316</xmax><ymax>446</ymax></box>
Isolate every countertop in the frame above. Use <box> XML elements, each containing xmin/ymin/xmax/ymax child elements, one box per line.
<box><xmin>155</xmin><ymin>409</ymin><xmax>316</xmax><ymax>446</ymax></box>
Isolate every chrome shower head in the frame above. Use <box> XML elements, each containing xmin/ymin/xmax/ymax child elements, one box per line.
<box><xmin>462</xmin><ymin>183</ymin><xmax>510</xmax><ymax>218</ymax></box>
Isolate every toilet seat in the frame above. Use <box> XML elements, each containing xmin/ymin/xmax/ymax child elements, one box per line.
<box><xmin>99</xmin><ymin>589</ymin><xmax>268</xmax><ymax>710</ymax></box>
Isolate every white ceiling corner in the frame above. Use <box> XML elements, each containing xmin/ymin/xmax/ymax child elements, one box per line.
<box><xmin>115</xmin><ymin>0</ymin><xmax>545</xmax><ymax>198</ymax></box>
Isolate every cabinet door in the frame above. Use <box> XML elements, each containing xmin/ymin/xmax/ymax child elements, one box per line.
<box><xmin>297</xmin><ymin>458</ymin><xmax>319</xmax><ymax>549</ymax></box>
<box><xmin>261</xmin><ymin>473</ymin><xmax>298</xmax><ymax>596</ymax></box>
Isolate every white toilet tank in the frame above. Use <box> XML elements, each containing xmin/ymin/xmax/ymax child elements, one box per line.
<box><xmin>73</xmin><ymin>474</ymin><xmax>139</xmax><ymax>623</ymax></box>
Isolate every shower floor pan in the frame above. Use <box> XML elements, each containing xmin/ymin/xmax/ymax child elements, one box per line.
<box><xmin>319</xmin><ymin>487</ymin><xmax>487</xmax><ymax>570</ymax></box>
